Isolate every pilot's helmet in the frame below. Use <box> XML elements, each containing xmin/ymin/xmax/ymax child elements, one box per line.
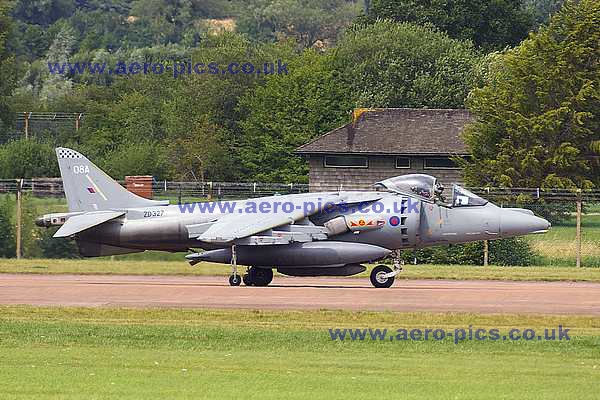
<box><xmin>411</xmin><ymin>185</ymin><xmax>431</xmax><ymax>198</ymax></box>
<box><xmin>435</xmin><ymin>183</ymin><xmax>445</xmax><ymax>195</ymax></box>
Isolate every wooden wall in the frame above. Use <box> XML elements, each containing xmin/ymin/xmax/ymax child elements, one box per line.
<box><xmin>307</xmin><ymin>155</ymin><xmax>464</xmax><ymax>192</ymax></box>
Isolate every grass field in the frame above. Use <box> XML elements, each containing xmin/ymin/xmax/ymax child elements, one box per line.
<box><xmin>527</xmin><ymin>214</ymin><xmax>600</xmax><ymax>267</ymax></box>
<box><xmin>0</xmin><ymin>307</ymin><xmax>599</xmax><ymax>399</ymax></box>
<box><xmin>2</xmin><ymin>258</ymin><xmax>600</xmax><ymax>282</ymax></box>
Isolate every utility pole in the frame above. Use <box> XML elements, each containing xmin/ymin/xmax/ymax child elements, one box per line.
<box><xmin>23</xmin><ymin>112</ymin><xmax>30</xmax><ymax>140</ymax></box>
<box><xmin>576</xmin><ymin>190</ymin><xmax>582</xmax><ymax>268</ymax></box>
<box><xmin>483</xmin><ymin>240</ymin><xmax>489</xmax><ymax>267</ymax></box>
<box><xmin>15</xmin><ymin>179</ymin><xmax>23</xmax><ymax>259</ymax></box>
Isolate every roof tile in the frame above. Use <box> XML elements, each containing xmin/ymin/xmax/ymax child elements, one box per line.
<box><xmin>296</xmin><ymin>108</ymin><xmax>471</xmax><ymax>155</ymax></box>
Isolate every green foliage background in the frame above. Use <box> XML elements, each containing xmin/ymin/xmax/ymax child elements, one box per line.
<box><xmin>405</xmin><ymin>237</ymin><xmax>534</xmax><ymax>266</ymax></box>
<box><xmin>461</xmin><ymin>0</ymin><xmax>600</xmax><ymax>190</ymax></box>
<box><xmin>0</xmin><ymin>196</ymin><xmax>15</xmax><ymax>257</ymax></box>
<box><xmin>0</xmin><ymin>0</ymin><xmax>593</xmax><ymax>265</ymax></box>
<box><xmin>0</xmin><ymin>0</ymin><xmax>579</xmax><ymax>185</ymax></box>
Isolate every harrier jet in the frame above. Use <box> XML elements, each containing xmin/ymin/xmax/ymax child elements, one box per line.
<box><xmin>37</xmin><ymin>148</ymin><xmax>550</xmax><ymax>288</ymax></box>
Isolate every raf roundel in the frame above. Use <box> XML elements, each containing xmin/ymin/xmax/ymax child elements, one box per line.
<box><xmin>389</xmin><ymin>216</ymin><xmax>400</xmax><ymax>227</ymax></box>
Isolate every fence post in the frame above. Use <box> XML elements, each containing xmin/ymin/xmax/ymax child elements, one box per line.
<box><xmin>23</xmin><ymin>112</ymin><xmax>30</xmax><ymax>140</ymax></box>
<box><xmin>483</xmin><ymin>240</ymin><xmax>489</xmax><ymax>267</ymax></box>
<box><xmin>576</xmin><ymin>191</ymin><xmax>582</xmax><ymax>268</ymax></box>
<box><xmin>15</xmin><ymin>179</ymin><xmax>23</xmax><ymax>259</ymax></box>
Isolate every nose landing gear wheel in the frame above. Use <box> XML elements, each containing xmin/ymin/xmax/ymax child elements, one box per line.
<box><xmin>370</xmin><ymin>265</ymin><xmax>395</xmax><ymax>288</ymax></box>
<box><xmin>229</xmin><ymin>274</ymin><xmax>242</xmax><ymax>286</ymax></box>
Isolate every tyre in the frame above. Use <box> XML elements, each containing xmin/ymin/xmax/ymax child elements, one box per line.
<box><xmin>250</xmin><ymin>267</ymin><xmax>273</xmax><ymax>287</ymax></box>
<box><xmin>229</xmin><ymin>274</ymin><xmax>242</xmax><ymax>286</ymax></box>
<box><xmin>242</xmin><ymin>273</ymin><xmax>253</xmax><ymax>286</ymax></box>
<box><xmin>370</xmin><ymin>265</ymin><xmax>395</xmax><ymax>288</ymax></box>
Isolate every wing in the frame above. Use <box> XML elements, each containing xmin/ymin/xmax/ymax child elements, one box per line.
<box><xmin>53</xmin><ymin>211</ymin><xmax>125</xmax><ymax>238</ymax></box>
<box><xmin>195</xmin><ymin>193</ymin><xmax>382</xmax><ymax>244</ymax></box>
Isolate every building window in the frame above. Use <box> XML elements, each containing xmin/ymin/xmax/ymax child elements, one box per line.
<box><xmin>424</xmin><ymin>157</ymin><xmax>460</xmax><ymax>169</ymax></box>
<box><xmin>395</xmin><ymin>157</ymin><xmax>411</xmax><ymax>169</ymax></box>
<box><xmin>323</xmin><ymin>156</ymin><xmax>368</xmax><ymax>168</ymax></box>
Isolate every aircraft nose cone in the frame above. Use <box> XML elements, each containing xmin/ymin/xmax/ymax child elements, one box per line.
<box><xmin>500</xmin><ymin>210</ymin><xmax>550</xmax><ymax>238</ymax></box>
<box><xmin>35</xmin><ymin>217</ymin><xmax>47</xmax><ymax>227</ymax></box>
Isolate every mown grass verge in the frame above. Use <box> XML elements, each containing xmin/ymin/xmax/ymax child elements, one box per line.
<box><xmin>0</xmin><ymin>306</ymin><xmax>599</xmax><ymax>399</ymax></box>
<box><xmin>1</xmin><ymin>258</ymin><xmax>600</xmax><ymax>282</ymax></box>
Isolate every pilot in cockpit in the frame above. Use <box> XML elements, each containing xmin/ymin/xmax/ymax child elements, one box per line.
<box><xmin>376</xmin><ymin>174</ymin><xmax>489</xmax><ymax>208</ymax></box>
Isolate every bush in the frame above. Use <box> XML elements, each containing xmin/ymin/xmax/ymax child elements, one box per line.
<box><xmin>99</xmin><ymin>142</ymin><xmax>169</xmax><ymax>180</ymax></box>
<box><xmin>0</xmin><ymin>139</ymin><xmax>58</xmax><ymax>178</ymax></box>
<box><xmin>489</xmin><ymin>237</ymin><xmax>533</xmax><ymax>266</ymax></box>
<box><xmin>405</xmin><ymin>237</ymin><xmax>534</xmax><ymax>266</ymax></box>
<box><xmin>0</xmin><ymin>196</ymin><xmax>15</xmax><ymax>257</ymax></box>
<box><xmin>37</xmin><ymin>228</ymin><xmax>80</xmax><ymax>259</ymax></box>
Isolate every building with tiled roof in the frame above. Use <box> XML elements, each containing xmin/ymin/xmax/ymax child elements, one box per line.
<box><xmin>296</xmin><ymin>108</ymin><xmax>472</xmax><ymax>191</ymax></box>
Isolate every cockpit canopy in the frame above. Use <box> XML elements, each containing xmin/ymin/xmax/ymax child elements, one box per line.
<box><xmin>374</xmin><ymin>174</ymin><xmax>487</xmax><ymax>207</ymax></box>
<box><xmin>375</xmin><ymin>174</ymin><xmax>439</xmax><ymax>200</ymax></box>
<box><xmin>451</xmin><ymin>185</ymin><xmax>488</xmax><ymax>207</ymax></box>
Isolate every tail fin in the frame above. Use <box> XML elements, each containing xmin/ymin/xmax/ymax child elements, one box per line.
<box><xmin>56</xmin><ymin>147</ymin><xmax>168</xmax><ymax>212</ymax></box>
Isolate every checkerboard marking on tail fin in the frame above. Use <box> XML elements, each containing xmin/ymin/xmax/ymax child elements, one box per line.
<box><xmin>55</xmin><ymin>147</ymin><xmax>169</xmax><ymax>212</ymax></box>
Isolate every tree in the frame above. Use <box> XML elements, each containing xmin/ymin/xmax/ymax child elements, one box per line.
<box><xmin>237</xmin><ymin>0</ymin><xmax>360</xmax><ymax>48</ymax></box>
<box><xmin>39</xmin><ymin>21</ymin><xmax>75</xmax><ymax>105</ymax></box>
<box><xmin>99</xmin><ymin>141</ymin><xmax>170</xmax><ymax>180</ymax></box>
<box><xmin>524</xmin><ymin>0</ymin><xmax>565</xmax><ymax>26</ymax></box>
<box><xmin>0</xmin><ymin>2</ymin><xmax>17</xmax><ymax>132</ymax></box>
<box><xmin>51</xmin><ymin>31</ymin><xmax>295</xmax><ymax>182</ymax></box>
<box><xmin>165</xmin><ymin>115</ymin><xmax>230</xmax><ymax>182</ymax></box>
<box><xmin>364</xmin><ymin>0</ymin><xmax>535</xmax><ymax>50</ymax></box>
<box><xmin>130</xmin><ymin>0</ymin><xmax>194</xmax><ymax>45</ymax></box>
<box><xmin>11</xmin><ymin>0</ymin><xmax>74</xmax><ymax>27</ymax></box>
<box><xmin>461</xmin><ymin>0</ymin><xmax>600</xmax><ymax>189</ymax></box>
<box><xmin>239</xmin><ymin>50</ymin><xmax>354</xmax><ymax>182</ymax></box>
<box><xmin>0</xmin><ymin>196</ymin><xmax>15</xmax><ymax>258</ymax></box>
<box><xmin>0</xmin><ymin>139</ymin><xmax>58</xmax><ymax>178</ymax></box>
<box><xmin>333</xmin><ymin>20</ymin><xmax>482</xmax><ymax>109</ymax></box>
<box><xmin>163</xmin><ymin>32</ymin><xmax>297</xmax><ymax>181</ymax></box>
<box><xmin>38</xmin><ymin>228</ymin><xmax>80</xmax><ymax>258</ymax></box>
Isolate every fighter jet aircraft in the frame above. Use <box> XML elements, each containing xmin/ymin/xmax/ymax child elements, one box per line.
<box><xmin>36</xmin><ymin>148</ymin><xmax>550</xmax><ymax>288</ymax></box>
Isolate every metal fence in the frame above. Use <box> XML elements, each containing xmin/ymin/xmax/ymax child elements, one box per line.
<box><xmin>1</xmin><ymin>178</ymin><xmax>600</xmax><ymax>202</ymax></box>
<box><xmin>0</xmin><ymin>178</ymin><xmax>310</xmax><ymax>200</ymax></box>
<box><xmin>0</xmin><ymin>178</ymin><xmax>598</xmax><ymax>267</ymax></box>
<box><xmin>0</xmin><ymin>112</ymin><xmax>84</xmax><ymax>144</ymax></box>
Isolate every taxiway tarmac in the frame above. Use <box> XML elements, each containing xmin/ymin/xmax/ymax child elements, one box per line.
<box><xmin>1</xmin><ymin>274</ymin><xmax>599</xmax><ymax>315</ymax></box>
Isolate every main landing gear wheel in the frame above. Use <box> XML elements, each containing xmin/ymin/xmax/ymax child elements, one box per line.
<box><xmin>244</xmin><ymin>267</ymin><xmax>273</xmax><ymax>287</ymax></box>
<box><xmin>370</xmin><ymin>265</ymin><xmax>395</xmax><ymax>288</ymax></box>
<box><xmin>229</xmin><ymin>274</ymin><xmax>242</xmax><ymax>286</ymax></box>
<box><xmin>242</xmin><ymin>273</ymin><xmax>252</xmax><ymax>286</ymax></box>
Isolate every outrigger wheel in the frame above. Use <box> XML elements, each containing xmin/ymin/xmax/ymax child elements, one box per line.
<box><xmin>370</xmin><ymin>265</ymin><xmax>395</xmax><ymax>288</ymax></box>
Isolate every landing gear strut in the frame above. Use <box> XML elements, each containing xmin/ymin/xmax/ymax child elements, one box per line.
<box><xmin>228</xmin><ymin>244</ymin><xmax>241</xmax><ymax>286</ymax></box>
<box><xmin>370</xmin><ymin>250</ymin><xmax>403</xmax><ymax>288</ymax></box>
<box><xmin>243</xmin><ymin>267</ymin><xmax>273</xmax><ymax>287</ymax></box>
